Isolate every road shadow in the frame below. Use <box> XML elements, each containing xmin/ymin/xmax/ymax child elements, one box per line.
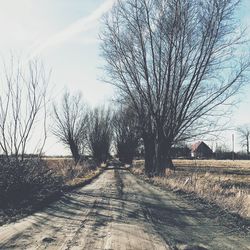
<box><xmin>1</xmin><ymin>168</ymin><xmax>249</xmax><ymax>250</ymax></box>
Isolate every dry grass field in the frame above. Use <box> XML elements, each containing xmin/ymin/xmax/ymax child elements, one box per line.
<box><xmin>132</xmin><ymin>159</ymin><xmax>250</xmax><ymax>219</ymax></box>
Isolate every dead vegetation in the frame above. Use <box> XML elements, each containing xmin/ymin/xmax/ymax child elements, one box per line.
<box><xmin>132</xmin><ymin>159</ymin><xmax>250</xmax><ymax>219</ymax></box>
<box><xmin>45</xmin><ymin>158</ymin><xmax>96</xmax><ymax>183</ymax></box>
<box><xmin>0</xmin><ymin>157</ymin><xmax>103</xmax><ymax>226</ymax></box>
<box><xmin>45</xmin><ymin>158</ymin><xmax>106</xmax><ymax>189</ymax></box>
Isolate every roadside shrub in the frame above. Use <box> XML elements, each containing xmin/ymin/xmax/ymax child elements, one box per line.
<box><xmin>0</xmin><ymin>158</ymin><xmax>63</xmax><ymax>208</ymax></box>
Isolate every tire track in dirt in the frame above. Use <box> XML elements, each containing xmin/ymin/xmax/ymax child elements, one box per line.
<box><xmin>0</xmin><ymin>172</ymin><xmax>112</xmax><ymax>249</ymax></box>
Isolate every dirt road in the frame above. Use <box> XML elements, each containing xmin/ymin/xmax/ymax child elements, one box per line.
<box><xmin>0</xmin><ymin>166</ymin><xmax>249</xmax><ymax>250</ymax></box>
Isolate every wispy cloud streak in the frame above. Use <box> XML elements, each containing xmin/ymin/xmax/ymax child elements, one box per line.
<box><xmin>29</xmin><ymin>0</ymin><xmax>115</xmax><ymax>59</ymax></box>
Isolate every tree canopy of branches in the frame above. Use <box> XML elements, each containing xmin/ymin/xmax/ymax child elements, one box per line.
<box><xmin>237</xmin><ymin>125</ymin><xmax>250</xmax><ymax>155</ymax></box>
<box><xmin>53</xmin><ymin>92</ymin><xmax>88</xmax><ymax>164</ymax></box>
<box><xmin>101</xmin><ymin>0</ymin><xmax>249</xmax><ymax>176</ymax></box>
<box><xmin>0</xmin><ymin>58</ymin><xmax>49</xmax><ymax>162</ymax></box>
<box><xmin>87</xmin><ymin>107</ymin><xmax>113</xmax><ymax>164</ymax></box>
<box><xmin>113</xmin><ymin>106</ymin><xmax>139</xmax><ymax>164</ymax></box>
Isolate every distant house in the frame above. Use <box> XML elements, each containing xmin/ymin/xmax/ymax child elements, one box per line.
<box><xmin>191</xmin><ymin>141</ymin><xmax>213</xmax><ymax>158</ymax></box>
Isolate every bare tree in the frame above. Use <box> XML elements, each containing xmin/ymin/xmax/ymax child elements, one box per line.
<box><xmin>0</xmin><ymin>58</ymin><xmax>49</xmax><ymax>162</ymax></box>
<box><xmin>53</xmin><ymin>91</ymin><xmax>88</xmax><ymax>164</ymax></box>
<box><xmin>113</xmin><ymin>105</ymin><xmax>139</xmax><ymax>164</ymax></box>
<box><xmin>237</xmin><ymin>125</ymin><xmax>250</xmax><ymax>155</ymax></box>
<box><xmin>87</xmin><ymin>107</ymin><xmax>113</xmax><ymax>164</ymax></box>
<box><xmin>101</xmin><ymin>0</ymin><xmax>249</xmax><ymax>176</ymax></box>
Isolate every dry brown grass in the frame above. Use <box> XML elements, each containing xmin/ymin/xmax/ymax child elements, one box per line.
<box><xmin>132</xmin><ymin>159</ymin><xmax>250</xmax><ymax>218</ymax></box>
<box><xmin>44</xmin><ymin>158</ymin><xmax>99</xmax><ymax>186</ymax></box>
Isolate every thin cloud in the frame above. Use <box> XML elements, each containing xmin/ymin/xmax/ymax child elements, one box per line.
<box><xmin>29</xmin><ymin>0</ymin><xmax>116</xmax><ymax>59</ymax></box>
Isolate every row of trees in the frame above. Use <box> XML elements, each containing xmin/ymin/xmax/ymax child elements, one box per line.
<box><xmin>0</xmin><ymin>0</ymin><xmax>249</xmax><ymax>177</ymax></box>
<box><xmin>1</xmin><ymin>62</ymin><xmax>248</xmax><ymax>165</ymax></box>
<box><xmin>52</xmin><ymin>92</ymin><xmax>140</xmax><ymax>165</ymax></box>
<box><xmin>52</xmin><ymin>89</ymin><xmax>250</xmax><ymax>163</ymax></box>
<box><xmin>100</xmin><ymin>0</ymin><xmax>250</xmax><ymax>176</ymax></box>
<box><xmin>0</xmin><ymin>59</ymin><xmax>136</xmax><ymax>166</ymax></box>
<box><xmin>0</xmin><ymin>58</ymin><xmax>139</xmax><ymax>166</ymax></box>
<box><xmin>0</xmin><ymin>56</ymin><xmax>249</xmax><ymax>173</ymax></box>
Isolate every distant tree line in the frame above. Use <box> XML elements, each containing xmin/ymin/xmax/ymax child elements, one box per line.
<box><xmin>52</xmin><ymin>92</ymin><xmax>140</xmax><ymax>165</ymax></box>
<box><xmin>53</xmin><ymin>92</ymin><xmax>113</xmax><ymax>165</ymax></box>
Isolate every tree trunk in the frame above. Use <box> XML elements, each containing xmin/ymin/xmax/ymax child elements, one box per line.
<box><xmin>154</xmin><ymin>140</ymin><xmax>167</xmax><ymax>176</ymax></box>
<box><xmin>154</xmin><ymin>139</ymin><xmax>166</xmax><ymax>176</ymax></box>
<box><xmin>247</xmin><ymin>137</ymin><xmax>249</xmax><ymax>155</ymax></box>
<box><xmin>143</xmin><ymin>131</ymin><xmax>175</xmax><ymax>177</ymax></box>
<box><xmin>69</xmin><ymin>139</ymin><xmax>80</xmax><ymax>164</ymax></box>
<box><xmin>154</xmin><ymin>133</ymin><xmax>175</xmax><ymax>176</ymax></box>
<box><xmin>143</xmin><ymin>134</ymin><xmax>155</xmax><ymax>177</ymax></box>
<box><xmin>163</xmin><ymin>143</ymin><xmax>175</xmax><ymax>170</ymax></box>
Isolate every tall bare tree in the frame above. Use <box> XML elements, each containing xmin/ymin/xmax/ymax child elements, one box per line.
<box><xmin>101</xmin><ymin>0</ymin><xmax>249</xmax><ymax>176</ymax></box>
<box><xmin>237</xmin><ymin>125</ymin><xmax>250</xmax><ymax>155</ymax></box>
<box><xmin>53</xmin><ymin>91</ymin><xmax>88</xmax><ymax>164</ymax></box>
<box><xmin>0</xmin><ymin>58</ymin><xmax>49</xmax><ymax>161</ymax></box>
<box><xmin>113</xmin><ymin>105</ymin><xmax>139</xmax><ymax>164</ymax></box>
<box><xmin>87</xmin><ymin>107</ymin><xmax>113</xmax><ymax>164</ymax></box>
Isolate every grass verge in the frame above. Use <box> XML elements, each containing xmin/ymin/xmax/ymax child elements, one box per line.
<box><xmin>131</xmin><ymin>159</ymin><xmax>250</xmax><ymax>232</ymax></box>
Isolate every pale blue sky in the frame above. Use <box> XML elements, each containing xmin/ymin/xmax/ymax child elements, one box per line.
<box><xmin>0</xmin><ymin>0</ymin><xmax>249</xmax><ymax>154</ymax></box>
<box><xmin>0</xmin><ymin>0</ymin><xmax>115</xmax><ymax>106</ymax></box>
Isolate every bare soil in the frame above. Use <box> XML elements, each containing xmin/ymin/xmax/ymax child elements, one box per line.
<box><xmin>0</xmin><ymin>165</ymin><xmax>249</xmax><ymax>250</ymax></box>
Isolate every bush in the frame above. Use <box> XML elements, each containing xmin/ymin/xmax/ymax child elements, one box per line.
<box><xmin>0</xmin><ymin>158</ymin><xmax>63</xmax><ymax>209</ymax></box>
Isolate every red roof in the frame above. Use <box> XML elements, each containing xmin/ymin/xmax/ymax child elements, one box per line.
<box><xmin>191</xmin><ymin>141</ymin><xmax>203</xmax><ymax>152</ymax></box>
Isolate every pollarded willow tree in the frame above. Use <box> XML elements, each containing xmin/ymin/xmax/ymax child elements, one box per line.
<box><xmin>101</xmin><ymin>0</ymin><xmax>250</xmax><ymax>176</ymax></box>
<box><xmin>113</xmin><ymin>105</ymin><xmax>140</xmax><ymax>164</ymax></box>
<box><xmin>87</xmin><ymin>107</ymin><xmax>113</xmax><ymax>164</ymax></box>
<box><xmin>53</xmin><ymin>91</ymin><xmax>88</xmax><ymax>164</ymax></box>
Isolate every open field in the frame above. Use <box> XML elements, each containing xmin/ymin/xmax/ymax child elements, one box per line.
<box><xmin>132</xmin><ymin>159</ymin><xmax>250</xmax><ymax>219</ymax></box>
